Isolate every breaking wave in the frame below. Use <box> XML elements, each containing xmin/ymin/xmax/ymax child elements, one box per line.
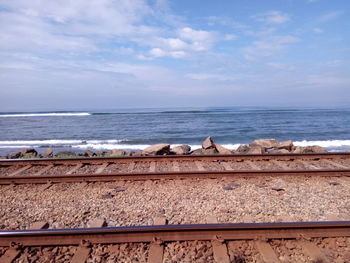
<box><xmin>0</xmin><ymin>112</ymin><xmax>91</xmax><ymax>117</ymax></box>
<box><xmin>0</xmin><ymin>139</ymin><xmax>349</xmax><ymax>152</ymax></box>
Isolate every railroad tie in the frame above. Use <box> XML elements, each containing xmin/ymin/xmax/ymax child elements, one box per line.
<box><xmin>0</xmin><ymin>246</ymin><xmax>21</xmax><ymax>263</ymax></box>
<box><xmin>206</xmin><ymin>216</ymin><xmax>231</xmax><ymax>263</ymax></box>
<box><xmin>70</xmin><ymin>242</ymin><xmax>91</xmax><ymax>263</ymax></box>
<box><xmin>34</xmin><ymin>164</ymin><xmax>54</xmax><ymax>176</ymax></box>
<box><xmin>270</xmin><ymin>160</ymin><xmax>288</xmax><ymax>170</ymax></box>
<box><xmin>255</xmin><ymin>240</ymin><xmax>280</xmax><ymax>263</ymax></box>
<box><xmin>153</xmin><ymin>216</ymin><xmax>167</xmax><ymax>225</ymax></box>
<box><xmin>297</xmin><ymin>160</ymin><xmax>319</xmax><ymax>170</ymax></box>
<box><xmin>195</xmin><ymin>161</ymin><xmax>205</xmax><ymax>171</ymax></box>
<box><xmin>247</xmin><ymin>161</ymin><xmax>261</xmax><ymax>170</ymax></box>
<box><xmin>95</xmin><ymin>163</ymin><xmax>109</xmax><ymax>174</ymax></box>
<box><xmin>88</xmin><ymin>218</ymin><xmax>107</xmax><ymax>228</ymax></box>
<box><xmin>147</xmin><ymin>241</ymin><xmax>164</xmax><ymax>263</ymax></box>
<box><xmin>147</xmin><ymin>216</ymin><xmax>167</xmax><ymax>263</ymax></box>
<box><xmin>30</xmin><ymin>221</ymin><xmax>49</xmax><ymax>229</ymax></box>
<box><xmin>221</xmin><ymin>162</ymin><xmax>232</xmax><ymax>170</ymax></box>
<box><xmin>66</xmin><ymin>163</ymin><xmax>83</xmax><ymax>175</ymax></box>
<box><xmin>323</xmin><ymin>159</ymin><xmax>348</xmax><ymax>169</ymax></box>
<box><xmin>212</xmin><ymin>239</ymin><xmax>230</xmax><ymax>263</ymax></box>
<box><xmin>299</xmin><ymin>240</ymin><xmax>329</xmax><ymax>263</ymax></box>
<box><xmin>149</xmin><ymin>161</ymin><xmax>156</xmax><ymax>173</ymax></box>
<box><xmin>8</xmin><ymin>165</ymin><xmax>31</xmax><ymax>176</ymax></box>
<box><xmin>172</xmin><ymin>161</ymin><xmax>180</xmax><ymax>172</ymax></box>
<box><xmin>128</xmin><ymin>162</ymin><xmax>136</xmax><ymax>172</ymax></box>
<box><xmin>39</xmin><ymin>182</ymin><xmax>53</xmax><ymax>191</ymax></box>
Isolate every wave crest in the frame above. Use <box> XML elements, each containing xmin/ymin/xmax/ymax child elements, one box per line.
<box><xmin>0</xmin><ymin>113</ymin><xmax>91</xmax><ymax>117</ymax></box>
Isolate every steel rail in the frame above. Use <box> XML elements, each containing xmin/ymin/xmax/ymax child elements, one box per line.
<box><xmin>0</xmin><ymin>168</ymin><xmax>349</xmax><ymax>185</ymax></box>
<box><xmin>1</xmin><ymin>152</ymin><xmax>350</xmax><ymax>166</ymax></box>
<box><xmin>0</xmin><ymin>221</ymin><xmax>349</xmax><ymax>246</ymax></box>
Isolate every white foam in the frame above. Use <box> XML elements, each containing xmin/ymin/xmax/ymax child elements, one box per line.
<box><xmin>0</xmin><ymin>145</ymin><xmax>38</xmax><ymax>148</ymax></box>
<box><xmin>72</xmin><ymin>144</ymin><xmax>150</xmax><ymax>150</ymax></box>
<box><xmin>0</xmin><ymin>140</ymin><xmax>82</xmax><ymax>145</ymax></box>
<box><xmin>294</xmin><ymin>140</ymin><xmax>350</xmax><ymax>148</ymax></box>
<box><xmin>0</xmin><ymin>113</ymin><xmax>91</xmax><ymax>117</ymax></box>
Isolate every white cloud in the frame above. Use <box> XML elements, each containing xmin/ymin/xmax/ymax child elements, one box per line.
<box><xmin>224</xmin><ymin>34</ymin><xmax>238</xmax><ymax>40</ymax></box>
<box><xmin>317</xmin><ymin>11</ymin><xmax>343</xmax><ymax>22</ymax></box>
<box><xmin>147</xmin><ymin>48</ymin><xmax>186</xmax><ymax>59</ymax></box>
<box><xmin>186</xmin><ymin>73</ymin><xmax>236</xmax><ymax>82</ymax></box>
<box><xmin>252</xmin><ymin>11</ymin><xmax>291</xmax><ymax>24</ymax></box>
<box><xmin>266</xmin><ymin>62</ymin><xmax>295</xmax><ymax>71</ymax></box>
<box><xmin>243</xmin><ymin>35</ymin><xmax>300</xmax><ymax>59</ymax></box>
<box><xmin>312</xmin><ymin>28</ymin><xmax>323</xmax><ymax>34</ymax></box>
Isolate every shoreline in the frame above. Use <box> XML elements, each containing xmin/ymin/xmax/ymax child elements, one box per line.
<box><xmin>2</xmin><ymin>137</ymin><xmax>347</xmax><ymax>160</ymax></box>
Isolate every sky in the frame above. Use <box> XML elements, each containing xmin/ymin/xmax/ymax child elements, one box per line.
<box><xmin>0</xmin><ymin>0</ymin><xmax>349</xmax><ymax>111</ymax></box>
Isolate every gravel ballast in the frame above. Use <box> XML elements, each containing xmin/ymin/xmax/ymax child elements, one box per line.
<box><xmin>0</xmin><ymin>175</ymin><xmax>349</xmax><ymax>230</ymax></box>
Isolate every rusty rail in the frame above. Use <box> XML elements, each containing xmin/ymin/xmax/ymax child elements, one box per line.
<box><xmin>1</xmin><ymin>152</ymin><xmax>350</xmax><ymax>166</ymax></box>
<box><xmin>1</xmin><ymin>221</ymin><xmax>349</xmax><ymax>246</ymax></box>
<box><xmin>0</xmin><ymin>168</ymin><xmax>349</xmax><ymax>185</ymax></box>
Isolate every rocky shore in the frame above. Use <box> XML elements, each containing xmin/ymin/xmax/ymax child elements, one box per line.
<box><xmin>1</xmin><ymin>137</ymin><xmax>333</xmax><ymax>160</ymax></box>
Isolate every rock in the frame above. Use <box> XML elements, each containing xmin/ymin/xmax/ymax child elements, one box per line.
<box><xmin>7</xmin><ymin>151</ymin><xmax>22</xmax><ymax>159</ymax></box>
<box><xmin>131</xmin><ymin>151</ymin><xmax>143</xmax><ymax>156</ymax></box>
<box><xmin>246</xmin><ymin>145</ymin><xmax>264</xmax><ymax>154</ymax></box>
<box><xmin>191</xmin><ymin>149</ymin><xmax>204</xmax><ymax>155</ymax></box>
<box><xmin>203</xmin><ymin>148</ymin><xmax>218</xmax><ymax>155</ymax></box>
<box><xmin>278</xmin><ymin>140</ymin><xmax>293</xmax><ymax>151</ymax></box>
<box><xmin>55</xmin><ymin>151</ymin><xmax>77</xmax><ymax>157</ymax></box>
<box><xmin>20</xmin><ymin>148</ymin><xmax>38</xmax><ymax>158</ymax></box>
<box><xmin>142</xmin><ymin>144</ymin><xmax>170</xmax><ymax>155</ymax></box>
<box><xmin>234</xmin><ymin>144</ymin><xmax>250</xmax><ymax>154</ymax></box>
<box><xmin>268</xmin><ymin>149</ymin><xmax>290</xmax><ymax>154</ymax></box>
<box><xmin>84</xmin><ymin>150</ymin><xmax>95</xmax><ymax>157</ymax></box>
<box><xmin>94</xmin><ymin>151</ymin><xmax>104</xmax><ymax>156</ymax></box>
<box><xmin>214</xmin><ymin>144</ymin><xmax>232</xmax><ymax>154</ymax></box>
<box><xmin>43</xmin><ymin>147</ymin><xmax>53</xmax><ymax>158</ymax></box>
<box><xmin>250</xmin><ymin>139</ymin><xmax>279</xmax><ymax>150</ymax></box>
<box><xmin>109</xmin><ymin>149</ymin><xmax>126</xmax><ymax>156</ymax></box>
<box><xmin>171</xmin><ymin>145</ymin><xmax>191</xmax><ymax>155</ymax></box>
<box><xmin>202</xmin><ymin>136</ymin><xmax>215</xmax><ymax>149</ymax></box>
<box><xmin>191</xmin><ymin>148</ymin><xmax>217</xmax><ymax>155</ymax></box>
<box><xmin>293</xmin><ymin>146</ymin><xmax>326</xmax><ymax>153</ymax></box>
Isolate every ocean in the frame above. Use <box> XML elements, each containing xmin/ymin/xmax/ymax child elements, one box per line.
<box><xmin>0</xmin><ymin>107</ymin><xmax>349</xmax><ymax>156</ymax></box>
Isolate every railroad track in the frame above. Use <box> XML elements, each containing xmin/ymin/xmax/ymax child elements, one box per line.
<box><xmin>0</xmin><ymin>153</ymin><xmax>349</xmax><ymax>184</ymax></box>
<box><xmin>0</xmin><ymin>221</ymin><xmax>349</xmax><ymax>262</ymax></box>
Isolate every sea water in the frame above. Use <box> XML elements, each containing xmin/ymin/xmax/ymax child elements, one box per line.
<box><xmin>0</xmin><ymin>107</ymin><xmax>349</xmax><ymax>155</ymax></box>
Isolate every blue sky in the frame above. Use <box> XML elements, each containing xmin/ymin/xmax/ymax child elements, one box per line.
<box><xmin>0</xmin><ymin>0</ymin><xmax>349</xmax><ymax>111</ymax></box>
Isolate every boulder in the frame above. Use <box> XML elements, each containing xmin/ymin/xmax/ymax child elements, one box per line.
<box><xmin>191</xmin><ymin>149</ymin><xmax>204</xmax><ymax>155</ymax></box>
<box><xmin>94</xmin><ymin>151</ymin><xmax>105</xmax><ymax>156</ymax></box>
<box><xmin>109</xmin><ymin>149</ymin><xmax>126</xmax><ymax>156</ymax></box>
<box><xmin>250</xmin><ymin>139</ymin><xmax>279</xmax><ymax>150</ymax></box>
<box><xmin>84</xmin><ymin>150</ymin><xmax>95</xmax><ymax>157</ymax></box>
<box><xmin>55</xmin><ymin>151</ymin><xmax>77</xmax><ymax>157</ymax></box>
<box><xmin>43</xmin><ymin>147</ymin><xmax>53</xmax><ymax>158</ymax></box>
<box><xmin>234</xmin><ymin>144</ymin><xmax>264</xmax><ymax>154</ymax></box>
<box><xmin>20</xmin><ymin>148</ymin><xmax>38</xmax><ymax>158</ymax></box>
<box><xmin>246</xmin><ymin>145</ymin><xmax>264</xmax><ymax>154</ymax></box>
<box><xmin>268</xmin><ymin>149</ymin><xmax>290</xmax><ymax>154</ymax></box>
<box><xmin>234</xmin><ymin>145</ymin><xmax>250</xmax><ymax>154</ymax></box>
<box><xmin>142</xmin><ymin>144</ymin><xmax>170</xmax><ymax>155</ymax></box>
<box><xmin>202</xmin><ymin>136</ymin><xmax>215</xmax><ymax>149</ymax></box>
<box><xmin>191</xmin><ymin>148</ymin><xmax>218</xmax><ymax>155</ymax></box>
<box><xmin>171</xmin><ymin>145</ymin><xmax>191</xmax><ymax>155</ymax></box>
<box><xmin>214</xmin><ymin>144</ymin><xmax>232</xmax><ymax>155</ymax></box>
<box><xmin>7</xmin><ymin>151</ymin><xmax>22</xmax><ymax>159</ymax></box>
<box><xmin>293</xmin><ymin>146</ymin><xmax>326</xmax><ymax>153</ymax></box>
<box><xmin>277</xmin><ymin>140</ymin><xmax>293</xmax><ymax>151</ymax></box>
<box><xmin>131</xmin><ymin>151</ymin><xmax>143</xmax><ymax>156</ymax></box>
